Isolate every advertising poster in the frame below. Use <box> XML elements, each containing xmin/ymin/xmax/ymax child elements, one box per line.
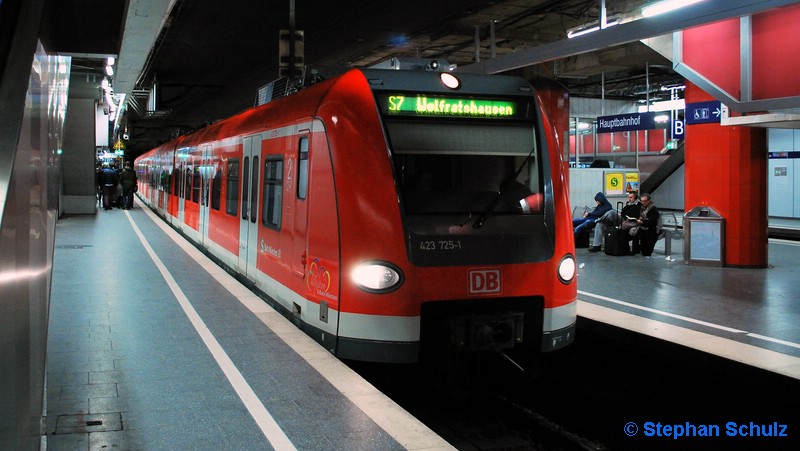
<box><xmin>625</xmin><ymin>172</ymin><xmax>640</xmax><ymax>193</ymax></box>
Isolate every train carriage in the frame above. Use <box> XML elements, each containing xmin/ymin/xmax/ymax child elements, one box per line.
<box><xmin>136</xmin><ymin>66</ymin><xmax>577</xmax><ymax>363</ymax></box>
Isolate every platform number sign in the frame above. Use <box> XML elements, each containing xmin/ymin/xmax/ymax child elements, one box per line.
<box><xmin>673</xmin><ymin>119</ymin><xmax>684</xmax><ymax>138</ymax></box>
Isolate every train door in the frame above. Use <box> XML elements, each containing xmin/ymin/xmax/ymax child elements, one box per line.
<box><xmin>169</xmin><ymin>165</ymin><xmax>180</xmax><ymax>222</ymax></box>
<box><xmin>199</xmin><ymin>144</ymin><xmax>212</xmax><ymax>243</ymax></box>
<box><xmin>290</xmin><ymin>134</ymin><xmax>310</xmax><ymax>278</ymax></box>
<box><xmin>239</xmin><ymin>135</ymin><xmax>261</xmax><ymax>280</ymax></box>
<box><xmin>177</xmin><ymin>162</ymin><xmax>186</xmax><ymax>224</ymax></box>
<box><xmin>159</xmin><ymin>166</ymin><xmax>167</xmax><ymax>210</ymax></box>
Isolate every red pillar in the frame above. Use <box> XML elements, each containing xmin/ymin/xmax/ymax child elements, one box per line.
<box><xmin>684</xmin><ymin>82</ymin><xmax>768</xmax><ymax>267</ymax></box>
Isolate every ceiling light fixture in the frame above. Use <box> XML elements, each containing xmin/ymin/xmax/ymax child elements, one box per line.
<box><xmin>567</xmin><ymin>16</ymin><xmax>620</xmax><ymax>39</ymax></box>
<box><xmin>641</xmin><ymin>0</ymin><xmax>704</xmax><ymax>18</ymax></box>
<box><xmin>567</xmin><ymin>24</ymin><xmax>600</xmax><ymax>39</ymax></box>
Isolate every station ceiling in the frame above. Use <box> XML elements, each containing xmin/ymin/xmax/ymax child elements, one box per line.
<box><xmin>45</xmin><ymin>0</ymin><xmax>797</xmax><ymax>153</ymax></box>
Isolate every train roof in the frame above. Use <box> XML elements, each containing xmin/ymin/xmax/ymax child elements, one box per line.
<box><xmin>136</xmin><ymin>67</ymin><xmax>538</xmax><ymax>160</ymax></box>
<box><xmin>359</xmin><ymin>68</ymin><xmax>536</xmax><ymax>98</ymax></box>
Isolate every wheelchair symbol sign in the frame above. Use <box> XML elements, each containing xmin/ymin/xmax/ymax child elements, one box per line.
<box><xmin>694</xmin><ymin>108</ymin><xmax>710</xmax><ymax>120</ymax></box>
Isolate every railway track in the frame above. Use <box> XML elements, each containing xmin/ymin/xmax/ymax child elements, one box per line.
<box><xmin>349</xmin><ymin>321</ymin><xmax>800</xmax><ymax>450</ymax></box>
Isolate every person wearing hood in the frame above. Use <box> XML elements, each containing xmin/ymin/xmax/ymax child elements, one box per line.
<box><xmin>573</xmin><ymin>191</ymin><xmax>613</xmax><ymax>236</ymax></box>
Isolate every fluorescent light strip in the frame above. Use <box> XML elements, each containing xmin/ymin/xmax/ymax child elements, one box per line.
<box><xmin>567</xmin><ymin>19</ymin><xmax>619</xmax><ymax>39</ymax></box>
<box><xmin>567</xmin><ymin>25</ymin><xmax>600</xmax><ymax>39</ymax></box>
<box><xmin>642</xmin><ymin>0</ymin><xmax>704</xmax><ymax>18</ymax></box>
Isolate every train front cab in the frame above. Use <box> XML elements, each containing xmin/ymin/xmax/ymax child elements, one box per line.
<box><xmin>322</xmin><ymin>69</ymin><xmax>577</xmax><ymax>363</ymax></box>
<box><xmin>134</xmin><ymin>69</ymin><xmax>576</xmax><ymax>365</ymax></box>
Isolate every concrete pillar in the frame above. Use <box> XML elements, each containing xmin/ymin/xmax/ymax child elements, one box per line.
<box><xmin>62</xmin><ymin>98</ymin><xmax>99</xmax><ymax>213</ymax></box>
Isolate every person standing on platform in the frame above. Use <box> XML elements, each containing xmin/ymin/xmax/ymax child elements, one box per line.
<box><xmin>99</xmin><ymin>163</ymin><xmax>118</xmax><ymax>210</ymax></box>
<box><xmin>629</xmin><ymin>193</ymin><xmax>660</xmax><ymax>256</ymax></box>
<box><xmin>119</xmin><ymin>161</ymin><xmax>138</xmax><ymax>210</ymax></box>
<box><xmin>95</xmin><ymin>162</ymin><xmax>103</xmax><ymax>207</ymax></box>
<box><xmin>573</xmin><ymin>192</ymin><xmax>612</xmax><ymax>236</ymax></box>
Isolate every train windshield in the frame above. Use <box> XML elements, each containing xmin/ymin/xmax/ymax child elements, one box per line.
<box><xmin>388</xmin><ymin>121</ymin><xmax>541</xmax><ymax>216</ymax></box>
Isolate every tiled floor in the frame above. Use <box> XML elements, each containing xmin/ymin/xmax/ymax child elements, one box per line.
<box><xmin>45</xmin><ymin>202</ymin><xmax>800</xmax><ymax>449</ymax></box>
<box><xmin>45</xmin><ymin>205</ymin><xmax>448</xmax><ymax>450</ymax></box>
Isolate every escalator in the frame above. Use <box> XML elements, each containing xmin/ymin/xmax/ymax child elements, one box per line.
<box><xmin>639</xmin><ymin>142</ymin><xmax>684</xmax><ymax>195</ymax></box>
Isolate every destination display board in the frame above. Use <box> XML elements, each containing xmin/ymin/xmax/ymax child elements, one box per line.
<box><xmin>379</xmin><ymin>94</ymin><xmax>527</xmax><ymax>119</ymax></box>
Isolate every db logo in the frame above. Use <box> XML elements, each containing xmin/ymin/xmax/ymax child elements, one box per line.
<box><xmin>468</xmin><ymin>269</ymin><xmax>502</xmax><ymax>295</ymax></box>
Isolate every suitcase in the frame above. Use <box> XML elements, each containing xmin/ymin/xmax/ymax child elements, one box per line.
<box><xmin>604</xmin><ymin>227</ymin><xmax>630</xmax><ymax>256</ymax></box>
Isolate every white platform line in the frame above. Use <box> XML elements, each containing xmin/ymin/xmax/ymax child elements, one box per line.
<box><xmin>577</xmin><ymin>301</ymin><xmax>800</xmax><ymax>380</ymax></box>
<box><xmin>124</xmin><ymin>210</ymin><xmax>296</xmax><ymax>451</ymax></box>
<box><xmin>579</xmin><ymin>289</ymin><xmax>800</xmax><ymax>353</ymax></box>
<box><xmin>770</xmin><ymin>238</ymin><xmax>800</xmax><ymax>246</ymax></box>
<box><xmin>133</xmin><ymin>201</ymin><xmax>454</xmax><ymax>451</ymax></box>
<box><xmin>747</xmin><ymin>333</ymin><xmax>800</xmax><ymax>350</ymax></box>
<box><xmin>579</xmin><ymin>290</ymin><xmax>748</xmax><ymax>333</ymax></box>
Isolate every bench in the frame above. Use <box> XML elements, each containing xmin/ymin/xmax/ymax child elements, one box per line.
<box><xmin>573</xmin><ymin>206</ymin><xmax>683</xmax><ymax>256</ymax></box>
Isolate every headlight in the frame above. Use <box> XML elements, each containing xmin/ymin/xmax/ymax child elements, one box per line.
<box><xmin>557</xmin><ymin>254</ymin><xmax>576</xmax><ymax>284</ymax></box>
<box><xmin>351</xmin><ymin>261</ymin><xmax>403</xmax><ymax>293</ymax></box>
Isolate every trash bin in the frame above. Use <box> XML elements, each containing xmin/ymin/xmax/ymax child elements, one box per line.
<box><xmin>683</xmin><ymin>206</ymin><xmax>725</xmax><ymax>266</ymax></box>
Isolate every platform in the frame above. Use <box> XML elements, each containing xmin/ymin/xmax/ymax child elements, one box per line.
<box><xmin>45</xmin><ymin>201</ymin><xmax>452</xmax><ymax>450</ymax></box>
<box><xmin>576</xmin><ymin>223</ymin><xmax>800</xmax><ymax>380</ymax></box>
<box><xmin>45</xmin><ymin>202</ymin><xmax>800</xmax><ymax>448</ymax></box>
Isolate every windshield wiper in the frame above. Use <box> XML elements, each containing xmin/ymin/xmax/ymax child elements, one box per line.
<box><xmin>473</xmin><ymin>146</ymin><xmax>536</xmax><ymax>228</ymax></box>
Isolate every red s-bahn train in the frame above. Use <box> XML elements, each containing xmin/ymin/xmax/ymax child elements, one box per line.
<box><xmin>135</xmin><ymin>65</ymin><xmax>577</xmax><ymax>363</ymax></box>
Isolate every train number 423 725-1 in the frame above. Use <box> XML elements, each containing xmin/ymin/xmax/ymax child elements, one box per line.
<box><xmin>419</xmin><ymin>240</ymin><xmax>463</xmax><ymax>251</ymax></box>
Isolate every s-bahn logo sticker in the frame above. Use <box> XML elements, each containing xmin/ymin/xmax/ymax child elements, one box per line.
<box><xmin>469</xmin><ymin>269</ymin><xmax>502</xmax><ymax>295</ymax></box>
<box><xmin>259</xmin><ymin>239</ymin><xmax>281</xmax><ymax>258</ymax></box>
<box><xmin>605</xmin><ymin>172</ymin><xmax>624</xmax><ymax>195</ymax></box>
<box><xmin>307</xmin><ymin>258</ymin><xmax>337</xmax><ymax>301</ymax></box>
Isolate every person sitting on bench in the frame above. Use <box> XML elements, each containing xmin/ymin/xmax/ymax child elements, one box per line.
<box><xmin>627</xmin><ymin>193</ymin><xmax>660</xmax><ymax>256</ymax></box>
<box><xmin>573</xmin><ymin>192</ymin><xmax>612</xmax><ymax>237</ymax></box>
<box><xmin>589</xmin><ymin>191</ymin><xmax>641</xmax><ymax>252</ymax></box>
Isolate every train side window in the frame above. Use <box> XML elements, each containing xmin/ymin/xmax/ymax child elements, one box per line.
<box><xmin>173</xmin><ymin>167</ymin><xmax>182</xmax><ymax>197</ymax></box>
<box><xmin>226</xmin><ymin>159</ymin><xmax>239</xmax><ymax>216</ymax></box>
<box><xmin>184</xmin><ymin>166</ymin><xmax>192</xmax><ymax>200</ymax></box>
<box><xmin>297</xmin><ymin>137</ymin><xmax>308</xmax><ymax>200</ymax></box>
<box><xmin>192</xmin><ymin>166</ymin><xmax>201</xmax><ymax>203</ymax></box>
<box><xmin>250</xmin><ymin>156</ymin><xmax>259</xmax><ymax>224</ymax></box>
<box><xmin>262</xmin><ymin>156</ymin><xmax>283</xmax><ymax>229</ymax></box>
<box><xmin>211</xmin><ymin>167</ymin><xmax>222</xmax><ymax>210</ymax></box>
<box><xmin>242</xmin><ymin>157</ymin><xmax>250</xmax><ymax>220</ymax></box>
